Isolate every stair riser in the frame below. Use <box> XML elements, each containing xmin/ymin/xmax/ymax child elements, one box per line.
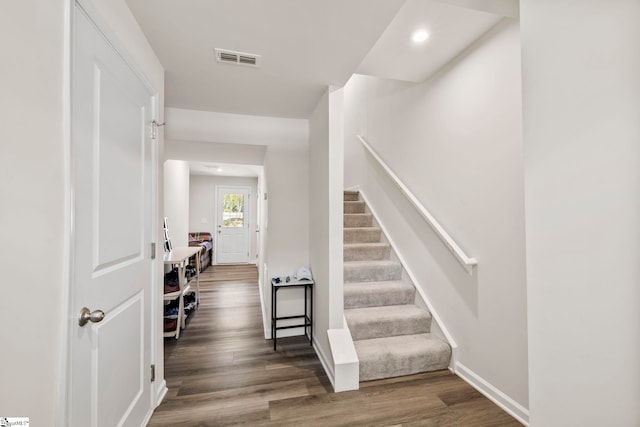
<box><xmin>344</xmin><ymin>245</ymin><xmax>390</xmax><ymax>261</ymax></box>
<box><xmin>344</xmin><ymin>201</ymin><xmax>365</xmax><ymax>214</ymax></box>
<box><xmin>358</xmin><ymin>345</ymin><xmax>451</xmax><ymax>381</ymax></box>
<box><xmin>347</xmin><ymin>314</ymin><xmax>431</xmax><ymax>341</ymax></box>
<box><xmin>344</xmin><ymin>214</ymin><xmax>373</xmax><ymax>228</ymax></box>
<box><xmin>344</xmin><ymin>264</ymin><xmax>402</xmax><ymax>283</ymax></box>
<box><xmin>344</xmin><ymin>288</ymin><xmax>415</xmax><ymax>309</ymax></box>
<box><xmin>344</xmin><ymin>228</ymin><xmax>381</xmax><ymax>244</ymax></box>
<box><xmin>343</xmin><ymin>192</ymin><xmax>360</xmax><ymax>202</ymax></box>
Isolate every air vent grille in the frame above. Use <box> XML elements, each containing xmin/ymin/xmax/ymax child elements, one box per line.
<box><xmin>239</xmin><ymin>55</ymin><xmax>257</xmax><ymax>65</ymax></box>
<box><xmin>215</xmin><ymin>48</ymin><xmax>261</xmax><ymax>67</ymax></box>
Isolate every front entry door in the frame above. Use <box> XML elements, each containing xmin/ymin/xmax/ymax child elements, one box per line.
<box><xmin>216</xmin><ymin>186</ymin><xmax>250</xmax><ymax>263</ymax></box>
<box><xmin>69</xmin><ymin>4</ymin><xmax>154</xmax><ymax>426</ymax></box>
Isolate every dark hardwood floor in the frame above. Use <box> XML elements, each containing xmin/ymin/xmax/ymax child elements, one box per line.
<box><xmin>149</xmin><ymin>264</ymin><xmax>521</xmax><ymax>426</ymax></box>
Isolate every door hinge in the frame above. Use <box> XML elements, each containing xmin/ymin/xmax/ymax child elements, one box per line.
<box><xmin>151</xmin><ymin>120</ymin><xmax>165</xmax><ymax>140</ymax></box>
<box><xmin>150</xmin><ymin>242</ymin><xmax>156</xmax><ymax>260</ymax></box>
<box><xmin>151</xmin><ymin>364</ymin><xmax>156</xmax><ymax>382</ymax></box>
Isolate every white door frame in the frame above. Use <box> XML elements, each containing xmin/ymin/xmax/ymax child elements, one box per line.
<box><xmin>61</xmin><ymin>1</ymin><xmax>161</xmax><ymax>425</ymax></box>
<box><xmin>215</xmin><ymin>185</ymin><xmax>252</xmax><ymax>264</ymax></box>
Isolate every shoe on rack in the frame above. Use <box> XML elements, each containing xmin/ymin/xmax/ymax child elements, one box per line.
<box><xmin>164</xmin><ymin>318</ymin><xmax>177</xmax><ymax>332</ymax></box>
<box><xmin>164</xmin><ymin>283</ymin><xmax>179</xmax><ymax>294</ymax></box>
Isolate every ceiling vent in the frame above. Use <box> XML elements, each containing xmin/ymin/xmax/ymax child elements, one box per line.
<box><xmin>214</xmin><ymin>48</ymin><xmax>261</xmax><ymax>67</ymax></box>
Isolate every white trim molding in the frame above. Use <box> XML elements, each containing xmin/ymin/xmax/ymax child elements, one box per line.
<box><xmin>327</xmin><ymin>328</ymin><xmax>359</xmax><ymax>392</ymax></box>
<box><xmin>313</xmin><ymin>337</ymin><xmax>335</xmax><ymax>390</ymax></box>
<box><xmin>455</xmin><ymin>362</ymin><xmax>529</xmax><ymax>426</ymax></box>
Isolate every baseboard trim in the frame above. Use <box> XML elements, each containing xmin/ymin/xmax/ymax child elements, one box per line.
<box><xmin>155</xmin><ymin>379</ymin><xmax>168</xmax><ymax>408</ymax></box>
<box><xmin>455</xmin><ymin>362</ymin><xmax>529</xmax><ymax>426</ymax></box>
<box><xmin>145</xmin><ymin>380</ymin><xmax>167</xmax><ymax>425</ymax></box>
<box><xmin>258</xmin><ymin>275</ymin><xmax>270</xmax><ymax>339</ymax></box>
<box><xmin>313</xmin><ymin>337</ymin><xmax>336</xmax><ymax>390</ymax></box>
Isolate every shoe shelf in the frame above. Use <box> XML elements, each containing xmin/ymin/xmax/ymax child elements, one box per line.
<box><xmin>163</xmin><ymin>246</ymin><xmax>202</xmax><ymax>339</ymax></box>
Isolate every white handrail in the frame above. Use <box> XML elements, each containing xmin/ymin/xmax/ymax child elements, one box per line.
<box><xmin>358</xmin><ymin>135</ymin><xmax>478</xmax><ymax>273</ymax></box>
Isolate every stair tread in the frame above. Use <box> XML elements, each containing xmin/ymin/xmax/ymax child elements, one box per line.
<box><xmin>344</xmin><ymin>280</ymin><xmax>413</xmax><ymax>289</ymax></box>
<box><xmin>344</xmin><ymin>242</ymin><xmax>389</xmax><ymax>248</ymax></box>
<box><xmin>344</xmin><ymin>226</ymin><xmax>380</xmax><ymax>231</ymax></box>
<box><xmin>344</xmin><ymin>260</ymin><xmax>402</xmax><ymax>283</ymax></box>
<box><xmin>345</xmin><ymin>304</ymin><xmax>432</xmax><ymax>340</ymax></box>
<box><xmin>354</xmin><ymin>333</ymin><xmax>449</xmax><ymax>353</ymax></box>
<box><xmin>345</xmin><ymin>304</ymin><xmax>430</xmax><ymax>322</ymax></box>
<box><xmin>344</xmin><ymin>260</ymin><xmax>399</xmax><ymax>267</ymax></box>
<box><xmin>344</xmin><ymin>281</ymin><xmax>415</xmax><ymax>308</ymax></box>
<box><xmin>354</xmin><ymin>333</ymin><xmax>451</xmax><ymax>381</ymax></box>
<box><xmin>344</xmin><ymin>203</ymin><xmax>366</xmax><ymax>213</ymax></box>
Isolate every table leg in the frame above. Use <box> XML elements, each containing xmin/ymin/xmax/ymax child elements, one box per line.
<box><xmin>304</xmin><ymin>285</ymin><xmax>308</xmax><ymax>341</ymax></box>
<box><xmin>272</xmin><ymin>285</ymin><xmax>276</xmax><ymax>351</ymax></box>
<box><xmin>310</xmin><ymin>284</ymin><xmax>313</xmax><ymax>346</ymax></box>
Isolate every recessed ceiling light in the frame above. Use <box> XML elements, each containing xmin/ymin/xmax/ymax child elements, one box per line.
<box><xmin>411</xmin><ymin>29</ymin><xmax>430</xmax><ymax>43</ymax></box>
<box><xmin>216</xmin><ymin>167</ymin><xmax>223</xmax><ymax>173</ymax></box>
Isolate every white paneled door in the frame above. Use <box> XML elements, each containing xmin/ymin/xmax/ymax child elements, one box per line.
<box><xmin>69</xmin><ymin>4</ymin><xmax>154</xmax><ymax>426</ymax></box>
<box><xmin>216</xmin><ymin>186</ymin><xmax>251</xmax><ymax>264</ymax></box>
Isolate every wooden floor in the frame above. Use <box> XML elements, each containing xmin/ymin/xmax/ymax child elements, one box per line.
<box><xmin>150</xmin><ymin>264</ymin><xmax>521</xmax><ymax>426</ymax></box>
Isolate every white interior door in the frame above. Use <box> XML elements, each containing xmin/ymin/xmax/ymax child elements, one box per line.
<box><xmin>69</xmin><ymin>4</ymin><xmax>154</xmax><ymax>426</ymax></box>
<box><xmin>216</xmin><ymin>186</ymin><xmax>250</xmax><ymax>263</ymax></box>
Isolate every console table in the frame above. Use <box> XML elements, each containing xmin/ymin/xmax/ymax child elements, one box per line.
<box><xmin>271</xmin><ymin>277</ymin><xmax>314</xmax><ymax>351</ymax></box>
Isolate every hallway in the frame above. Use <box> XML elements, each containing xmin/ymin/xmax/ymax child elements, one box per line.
<box><xmin>149</xmin><ymin>265</ymin><xmax>520</xmax><ymax>426</ymax></box>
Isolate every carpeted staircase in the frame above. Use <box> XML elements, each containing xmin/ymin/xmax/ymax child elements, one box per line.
<box><xmin>343</xmin><ymin>190</ymin><xmax>452</xmax><ymax>381</ymax></box>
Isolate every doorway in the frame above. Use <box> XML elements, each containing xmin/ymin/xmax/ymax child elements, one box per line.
<box><xmin>216</xmin><ymin>186</ymin><xmax>251</xmax><ymax>263</ymax></box>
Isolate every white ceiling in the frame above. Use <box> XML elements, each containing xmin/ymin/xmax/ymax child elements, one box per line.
<box><xmin>125</xmin><ymin>0</ymin><xmax>517</xmax><ymax>119</ymax></box>
<box><xmin>357</xmin><ymin>0</ymin><xmax>503</xmax><ymax>82</ymax></box>
<box><xmin>125</xmin><ymin>0</ymin><xmax>405</xmax><ymax>118</ymax></box>
<box><xmin>189</xmin><ymin>161</ymin><xmax>261</xmax><ymax>178</ymax></box>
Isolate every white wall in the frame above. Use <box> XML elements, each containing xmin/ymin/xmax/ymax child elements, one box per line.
<box><xmin>189</xmin><ymin>175</ymin><xmax>259</xmax><ymax>262</ymax></box>
<box><xmin>344</xmin><ymin>19</ymin><xmax>528</xmax><ymax>416</ymax></box>
<box><xmin>309</xmin><ymin>91</ymin><xmax>331</xmax><ymax>363</ymax></box>
<box><xmin>521</xmin><ymin>1</ymin><xmax>640</xmax><ymax>426</ymax></box>
<box><xmin>0</xmin><ymin>0</ymin><xmax>164</xmax><ymax>424</ymax></box>
<box><xmin>309</xmin><ymin>87</ymin><xmax>348</xmax><ymax>387</ymax></box>
<box><xmin>164</xmin><ymin>160</ymin><xmax>190</xmax><ymax>248</ymax></box>
<box><xmin>166</xmin><ymin>140</ymin><xmax>266</xmax><ymax>166</ymax></box>
<box><xmin>262</xmin><ymin>145</ymin><xmax>310</xmax><ymax>322</ymax></box>
<box><xmin>0</xmin><ymin>1</ymin><xmax>66</xmax><ymax>423</ymax></box>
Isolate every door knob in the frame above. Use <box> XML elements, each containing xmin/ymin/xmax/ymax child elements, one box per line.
<box><xmin>78</xmin><ymin>307</ymin><xmax>105</xmax><ymax>326</ymax></box>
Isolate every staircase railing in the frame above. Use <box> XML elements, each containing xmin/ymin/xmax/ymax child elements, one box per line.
<box><xmin>358</xmin><ymin>135</ymin><xmax>478</xmax><ymax>274</ymax></box>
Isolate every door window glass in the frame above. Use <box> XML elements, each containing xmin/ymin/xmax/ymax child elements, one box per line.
<box><xmin>222</xmin><ymin>193</ymin><xmax>244</xmax><ymax>227</ymax></box>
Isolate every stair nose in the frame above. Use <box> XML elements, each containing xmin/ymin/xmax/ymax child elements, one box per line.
<box><xmin>344</xmin><ymin>260</ymin><xmax>402</xmax><ymax>283</ymax></box>
<box><xmin>344</xmin><ymin>227</ymin><xmax>381</xmax><ymax>244</ymax></box>
<box><xmin>345</xmin><ymin>304</ymin><xmax>431</xmax><ymax>340</ymax></box>
<box><xmin>344</xmin><ymin>243</ymin><xmax>390</xmax><ymax>261</ymax></box>
<box><xmin>355</xmin><ymin>334</ymin><xmax>451</xmax><ymax>381</ymax></box>
<box><xmin>344</xmin><ymin>201</ymin><xmax>365</xmax><ymax>214</ymax></box>
<box><xmin>344</xmin><ymin>281</ymin><xmax>415</xmax><ymax>308</ymax></box>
